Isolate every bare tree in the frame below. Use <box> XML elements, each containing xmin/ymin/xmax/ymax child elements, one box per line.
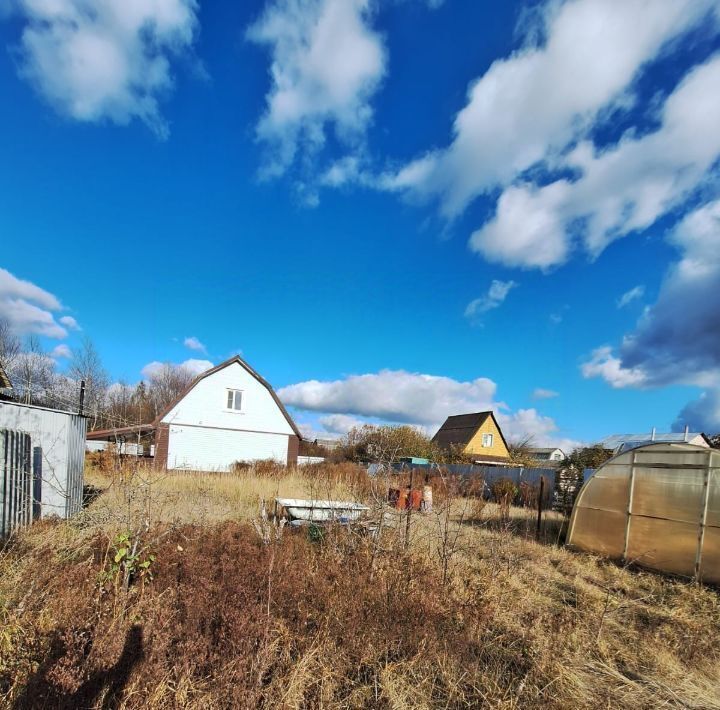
<box><xmin>146</xmin><ymin>363</ymin><xmax>195</xmax><ymax>417</ymax></box>
<box><xmin>0</xmin><ymin>318</ymin><xmax>21</xmax><ymax>375</ymax></box>
<box><xmin>9</xmin><ymin>336</ymin><xmax>57</xmax><ymax>405</ymax></box>
<box><xmin>69</xmin><ymin>337</ymin><xmax>109</xmax><ymax>428</ymax></box>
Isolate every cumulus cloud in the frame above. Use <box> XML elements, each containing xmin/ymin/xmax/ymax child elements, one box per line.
<box><xmin>616</xmin><ymin>285</ymin><xmax>645</xmax><ymax>309</ymax></box>
<box><xmin>58</xmin><ymin>315</ymin><xmax>80</xmax><ymax>330</ymax></box>
<box><xmin>532</xmin><ymin>388</ymin><xmax>558</xmax><ymax>400</ymax></box>
<box><xmin>183</xmin><ymin>336</ymin><xmax>206</xmax><ymax>353</ymax></box>
<box><xmin>464</xmin><ymin>280</ymin><xmax>516</xmax><ymax>320</ymax></box>
<box><xmin>469</xmin><ymin>53</ymin><xmax>720</xmax><ymax>268</ymax></box>
<box><xmin>381</xmin><ymin>0</ymin><xmax>717</xmax><ymax>217</ymax></box>
<box><xmin>278</xmin><ymin>369</ymin><xmax>573</xmax><ymax>445</ymax></box>
<box><xmin>584</xmin><ymin>199</ymin><xmax>720</xmax><ymax>393</ymax></box>
<box><xmin>619</xmin><ymin>199</ymin><xmax>720</xmax><ymax>388</ymax></box>
<box><xmin>141</xmin><ymin>358</ymin><xmax>213</xmax><ymax>379</ymax></box>
<box><xmin>674</xmin><ymin>390</ymin><xmax>720</xmax><ymax>434</ymax></box>
<box><xmin>11</xmin><ymin>0</ymin><xmax>199</xmax><ymax>137</ymax></box>
<box><xmin>357</xmin><ymin>0</ymin><xmax>720</xmax><ymax>277</ymax></box>
<box><xmin>50</xmin><ymin>343</ymin><xmax>72</xmax><ymax>359</ymax></box>
<box><xmin>581</xmin><ymin>346</ymin><xmax>648</xmax><ymax>389</ymax></box>
<box><xmin>0</xmin><ymin>267</ymin><xmax>68</xmax><ymax>338</ymax></box>
<box><xmin>318</xmin><ymin>413</ymin><xmax>364</xmax><ymax>435</ymax></box>
<box><xmin>278</xmin><ymin>369</ymin><xmax>498</xmax><ymax>425</ymax></box>
<box><xmin>248</xmin><ymin>0</ymin><xmax>385</xmax><ymax>178</ymax></box>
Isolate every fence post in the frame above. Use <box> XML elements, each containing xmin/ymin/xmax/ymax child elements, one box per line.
<box><xmin>404</xmin><ymin>467</ymin><xmax>414</xmax><ymax>550</ymax></box>
<box><xmin>536</xmin><ymin>476</ymin><xmax>545</xmax><ymax>542</ymax></box>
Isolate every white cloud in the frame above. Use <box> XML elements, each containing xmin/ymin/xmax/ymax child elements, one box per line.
<box><xmin>141</xmin><ymin>358</ymin><xmax>213</xmax><ymax>379</ymax></box>
<box><xmin>581</xmin><ymin>346</ymin><xmax>648</xmax><ymax>389</ymax></box>
<box><xmin>318</xmin><ymin>413</ymin><xmax>364</xmax><ymax>435</ymax></box>
<box><xmin>469</xmin><ymin>53</ymin><xmax>720</xmax><ymax>268</ymax></box>
<box><xmin>279</xmin><ymin>369</ymin><xmax>573</xmax><ymax>446</ymax></box>
<box><xmin>0</xmin><ymin>267</ymin><xmax>67</xmax><ymax>338</ymax></box>
<box><xmin>50</xmin><ymin>343</ymin><xmax>72</xmax><ymax>359</ymax></box>
<box><xmin>583</xmin><ymin>198</ymin><xmax>720</xmax><ymax>393</ymax></box>
<box><xmin>532</xmin><ymin>388</ymin><xmax>558</xmax><ymax>400</ymax></box>
<box><xmin>469</xmin><ymin>182</ymin><xmax>573</xmax><ymax>270</ymax></box>
<box><xmin>12</xmin><ymin>0</ymin><xmax>199</xmax><ymax>137</ymax></box>
<box><xmin>279</xmin><ymin>369</ymin><xmax>498</xmax><ymax>425</ymax></box>
<box><xmin>59</xmin><ymin>315</ymin><xmax>80</xmax><ymax>330</ymax></box>
<box><xmin>616</xmin><ymin>285</ymin><xmax>645</xmax><ymax>309</ymax></box>
<box><xmin>464</xmin><ymin>279</ymin><xmax>516</xmax><ymax>320</ymax></box>
<box><xmin>183</xmin><ymin>336</ymin><xmax>206</xmax><ymax>353</ymax></box>
<box><xmin>675</xmin><ymin>389</ymin><xmax>720</xmax><ymax>434</ymax></box>
<box><xmin>248</xmin><ymin>0</ymin><xmax>386</xmax><ymax>178</ymax></box>
<box><xmin>0</xmin><ymin>267</ymin><xmax>60</xmax><ymax>309</ymax></box>
<box><xmin>381</xmin><ymin>0</ymin><xmax>718</xmax><ymax>219</ymax></box>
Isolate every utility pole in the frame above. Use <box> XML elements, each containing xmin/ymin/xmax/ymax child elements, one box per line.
<box><xmin>78</xmin><ymin>379</ymin><xmax>86</xmax><ymax>416</ymax></box>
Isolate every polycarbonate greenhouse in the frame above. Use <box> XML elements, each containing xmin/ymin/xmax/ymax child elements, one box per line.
<box><xmin>567</xmin><ymin>442</ymin><xmax>720</xmax><ymax>584</ymax></box>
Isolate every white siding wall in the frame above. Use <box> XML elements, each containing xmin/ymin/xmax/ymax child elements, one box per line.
<box><xmin>167</xmin><ymin>426</ymin><xmax>289</xmax><ymax>471</ymax></box>
<box><xmin>161</xmin><ymin>361</ymin><xmax>294</xmax><ymax>435</ymax></box>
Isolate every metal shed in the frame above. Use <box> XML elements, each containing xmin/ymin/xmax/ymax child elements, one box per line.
<box><xmin>567</xmin><ymin>442</ymin><xmax>720</xmax><ymax>584</ymax></box>
<box><xmin>0</xmin><ymin>400</ymin><xmax>86</xmax><ymax>521</ymax></box>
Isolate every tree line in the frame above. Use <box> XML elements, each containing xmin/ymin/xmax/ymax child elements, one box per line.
<box><xmin>0</xmin><ymin>320</ymin><xmax>194</xmax><ymax>431</ymax></box>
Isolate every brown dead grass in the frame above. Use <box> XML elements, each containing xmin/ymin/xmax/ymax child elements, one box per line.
<box><xmin>0</xmin><ymin>462</ymin><xmax>718</xmax><ymax>708</ymax></box>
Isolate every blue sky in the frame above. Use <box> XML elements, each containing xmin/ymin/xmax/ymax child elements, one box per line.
<box><xmin>1</xmin><ymin>0</ymin><xmax>719</xmax><ymax>447</ymax></box>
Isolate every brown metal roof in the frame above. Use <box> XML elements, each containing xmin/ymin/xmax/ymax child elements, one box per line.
<box><xmin>431</xmin><ymin>411</ymin><xmax>509</xmax><ymax>452</ymax></box>
<box><xmin>87</xmin><ymin>423</ymin><xmax>157</xmax><ymax>440</ymax></box>
<box><xmin>0</xmin><ymin>359</ymin><xmax>12</xmax><ymax>390</ymax></box>
<box><xmin>153</xmin><ymin>355</ymin><xmax>302</xmax><ymax>439</ymax></box>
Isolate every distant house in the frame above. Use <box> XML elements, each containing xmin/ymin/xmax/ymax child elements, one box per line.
<box><xmin>527</xmin><ymin>447</ymin><xmax>566</xmax><ymax>464</ymax></box>
<box><xmin>600</xmin><ymin>430</ymin><xmax>711</xmax><ymax>454</ymax></box>
<box><xmin>87</xmin><ymin>355</ymin><xmax>301</xmax><ymax>471</ymax></box>
<box><xmin>432</xmin><ymin>411</ymin><xmax>510</xmax><ymax>464</ymax></box>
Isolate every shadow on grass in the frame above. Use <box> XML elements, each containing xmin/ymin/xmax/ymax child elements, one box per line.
<box><xmin>461</xmin><ymin>507</ymin><xmax>570</xmax><ymax>546</ymax></box>
<box><xmin>13</xmin><ymin>624</ymin><xmax>144</xmax><ymax>709</ymax></box>
<box><xmin>82</xmin><ymin>484</ymin><xmax>104</xmax><ymax>509</ymax></box>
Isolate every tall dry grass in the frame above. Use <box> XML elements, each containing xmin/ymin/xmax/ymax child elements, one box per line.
<box><xmin>0</xmin><ymin>460</ymin><xmax>718</xmax><ymax>708</ymax></box>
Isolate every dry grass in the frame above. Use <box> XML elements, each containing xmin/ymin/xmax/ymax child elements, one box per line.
<box><xmin>1</xmin><ymin>461</ymin><xmax>719</xmax><ymax>708</ymax></box>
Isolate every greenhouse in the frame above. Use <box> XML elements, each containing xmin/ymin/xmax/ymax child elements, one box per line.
<box><xmin>567</xmin><ymin>442</ymin><xmax>719</xmax><ymax>584</ymax></box>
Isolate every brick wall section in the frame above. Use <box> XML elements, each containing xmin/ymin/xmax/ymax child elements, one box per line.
<box><xmin>154</xmin><ymin>424</ymin><xmax>169</xmax><ymax>469</ymax></box>
<box><xmin>287</xmin><ymin>435</ymin><xmax>299</xmax><ymax>467</ymax></box>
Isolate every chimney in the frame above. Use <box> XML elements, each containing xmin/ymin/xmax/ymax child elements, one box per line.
<box><xmin>651</xmin><ymin>427</ymin><xmax>656</xmax><ymax>441</ymax></box>
<box><xmin>684</xmin><ymin>425</ymin><xmax>689</xmax><ymax>442</ymax></box>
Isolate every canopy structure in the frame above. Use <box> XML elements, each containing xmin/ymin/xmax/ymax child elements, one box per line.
<box><xmin>567</xmin><ymin>442</ymin><xmax>720</xmax><ymax>584</ymax></box>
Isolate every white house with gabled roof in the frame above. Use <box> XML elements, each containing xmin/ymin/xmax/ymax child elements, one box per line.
<box><xmin>87</xmin><ymin>355</ymin><xmax>301</xmax><ymax>471</ymax></box>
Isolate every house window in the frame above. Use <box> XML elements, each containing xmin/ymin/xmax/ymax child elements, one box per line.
<box><xmin>226</xmin><ymin>389</ymin><xmax>243</xmax><ymax>411</ymax></box>
<box><xmin>482</xmin><ymin>433</ymin><xmax>493</xmax><ymax>448</ymax></box>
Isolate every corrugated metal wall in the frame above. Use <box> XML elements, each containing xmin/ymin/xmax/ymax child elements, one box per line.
<box><xmin>376</xmin><ymin>462</ymin><xmax>558</xmax><ymax>504</ymax></box>
<box><xmin>0</xmin><ymin>401</ymin><xmax>86</xmax><ymax>520</ymax></box>
<box><xmin>1</xmin><ymin>429</ymin><xmax>32</xmax><ymax>536</ymax></box>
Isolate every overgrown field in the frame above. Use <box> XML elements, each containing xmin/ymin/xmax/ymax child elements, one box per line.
<box><xmin>1</xmin><ymin>462</ymin><xmax>719</xmax><ymax>708</ymax></box>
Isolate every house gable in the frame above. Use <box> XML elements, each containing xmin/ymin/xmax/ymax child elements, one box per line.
<box><xmin>159</xmin><ymin>357</ymin><xmax>298</xmax><ymax>437</ymax></box>
<box><xmin>432</xmin><ymin>411</ymin><xmax>510</xmax><ymax>460</ymax></box>
<box><xmin>464</xmin><ymin>413</ymin><xmax>510</xmax><ymax>458</ymax></box>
